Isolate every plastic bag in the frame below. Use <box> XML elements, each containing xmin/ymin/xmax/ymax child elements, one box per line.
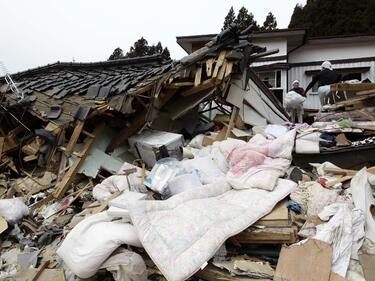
<box><xmin>144</xmin><ymin>158</ymin><xmax>182</xmax><ymax>195</ymax></box>
<box><xmin>167</xmin><ymin>172</ymin><xmax>202</xmax><ymax>196</ymax></box>
<box><xmin>0</xmin><ymin>198</ymin><xmax>29</xmax><ymax>223</ymax></box>
<box><xmin>284</xmin><ymin>91</ymin><xmax>305</xmax><ymax>108</ymax></box>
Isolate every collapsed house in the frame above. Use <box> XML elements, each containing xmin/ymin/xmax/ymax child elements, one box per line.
<box><xmin>0</xmin><ymin>26</ymin><xmax>374</xmax><ymax>281</ymax></box>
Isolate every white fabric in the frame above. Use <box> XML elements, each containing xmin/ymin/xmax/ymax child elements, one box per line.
<box><xmin>128</xmin><ymin>179</ymin><xmax>296</xmax><ymax>281</ymax></box>
<box><xmin>350</xmin><ymin>168</ymin><xmax>375</xmax><ymax>249</ymax></box>
<box><xmin>295</xmin><ymin>132</ymin><xmax>320</xmax><ymax>154</ymax></box>
<box><xmin>180</xmin><ymin>156</ymin><xmax>225</xmax><ymax>185</ymax></box>
<box><xmin>57</xmin><ymin>212</ymin><xmax>142</xmax><ymax>279</ymax></box>
<box><xmin>264</xmin><ymin>124</ymin><xmax>288</xmax><ymax>139</ymax></box>
<box><xmin>93</xmin><ymin>163</ymin><xmax>147</xmax><ymax>202</ymax></box>
<box><xmin>226</xmin><ymin>129</ymin><xmax>296</xmax><ymax>191</ymax></box>
<box><xmin>0</xmin><ymin>198</ymin><xmax>29</xmax><ymax>223</ymax></box>
<box><xmin>314</xmin><ymin>203</ymin><xmax>365</xmax><ymax>277</ymax></box>
<box><xmin>93</xmin><ymin>175</ymin><xmax>131</xmax><ymax>202</ymax></box>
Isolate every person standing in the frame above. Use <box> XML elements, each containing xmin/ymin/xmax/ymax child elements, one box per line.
<box><xmin>304</xmin><ymin>61</ymin><xmax>340</xmax><ymax>106</ymax></box>
<box><xmin>287</xmin><ymin>80</ymin><xmax>305</xmax><ymax>123</ymax></box>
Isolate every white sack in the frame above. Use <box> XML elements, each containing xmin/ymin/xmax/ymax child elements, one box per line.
<box><xmin>314</xmin><ymin>203</ymin><xmax>365</xmax><ymax>277</ymax></box>
<box><xmin>226</xmin><ymin>129</ymin><xmax>296</xmax><ymax>191</ymax></box>
<box><xmin>0</xmin><ymin>198</ymin><xmax>29</xmax><ymax>223</ymax></box>
<box><xmin>57</xmin><ymin>212</ymin><xmax>142</xmax><ymax>279</ymax></box>
<box><xmin>284</xmin><ymin>91</ymin><xmax>306</xmax><ymax>108</ymax></box>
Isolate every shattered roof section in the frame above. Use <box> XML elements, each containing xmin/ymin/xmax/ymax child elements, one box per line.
<box><xmin>0</xmin><ymin>54</ymin><xmax>172</xmax><ymax>100</ymax></box>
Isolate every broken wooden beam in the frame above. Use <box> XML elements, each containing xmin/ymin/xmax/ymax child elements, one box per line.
<box><xmin>180</xmin><ymin>78</ymin><xmax>220</xmax><ymax>97</ymax></box>
<box><xmin>53</xmin><ymin>123</ymin><xmax>104</xmax><ymax>199</ymax></box>
<box><xmin>64</xmin><ymin>120</ymin><xmax>85</xmax><ymax>157</ymax></box>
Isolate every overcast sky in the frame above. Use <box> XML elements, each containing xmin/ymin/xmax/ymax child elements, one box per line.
<box><xmin>1</xmin><ymin>0</ymin><xmax>306</xmax><ymax>73</ymax></box>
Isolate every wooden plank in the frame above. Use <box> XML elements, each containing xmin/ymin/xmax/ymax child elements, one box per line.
<box><xmin>335</xmin><ymin>93</ymin><xmax>375</xmax><ymax>106</ymax></box>
<box><xmin>256</xmin><ymin>200</ymin><xmax>290</xmax><ymax>227</ymax></box>
<box><xmin>356</xmin><ymin>88</ymin><xmax>375</xmax><ymax>96</ymax></box>
<box><xmin>23</xmin><ymin>155</ymin><xmax>38</xmax><ymax>162</ymax></box>
<box><xmin>180</xmin><ymin>78</ymin><xmax>219</xmax><ymax>97</ymax></box>
<box><xmin>212</xmin><ymin>51</ymin><xmax>226</xmax><ymax>78</ymax></box>
<box><xmin>234</xmin><ymin>227</ymin><xmax>297</xmax><ymax>244</ymax></box>
<box><xmin>324</xmin><ymin>166</ymin><xmax>375</xmax><ymax>176</ymax></box>
<box><xmin>331</xmin><ymin>83</ymin><xmax>375</xmax><ymax>92</ymax></box>
<box><xmin>217</xmin><ymin>61</ymin><xmax>227</xmax><ymax>81</ymax></box>
<box><xmin>54</xmin><ymin>123</ymin><xmax>104</xmax><ymax>199</ymax></box>
<box><xmin>206</xmin><ymin>58</ymin><xmax>214</xmax><ymax>77</ymax></box>
<box><xmin>325</xmin><ymin>175</ymin><xmax>353</xmax><ymax>187</ymax></box>
<box><xmin>164</xmin><ymin>81</ymin><xmax>195</xmax><ymax>88</ymax></box>
<box><xmin>194</xmin><ymin>65</ymin><xmax>202</xmax><ymax>86</ymax></box>
<box><xmin>64</xmin><ymin>120</ymin><xmax>85</xmax><ymax>157</ymax></box>
<box><xmin>224</xmin><ymin>61</ymin><xmax>234</xmax><ymax>78</ymax></box>
<box><xmin>356</xmin><ymin>110</ymin><xmax>375</xmax><ymax>121</ymax></box>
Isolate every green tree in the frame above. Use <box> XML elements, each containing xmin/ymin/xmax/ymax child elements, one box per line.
<box><xmin>222</xmin><ymin>6</ymin><xmax>236</xmax><ymax>30</ymax></box>
<box><xmin>262</xmin><ymin>12</ymin><xmax>277</xmax><ymax>31</ymax></box>
<box><xmin>289</xmin><ymin>0</ymin><xmax>374</xmax><ymax>36</ymax></box>
<box><xmin>125</xmin><ymin>38</ymin><xmax>170</xmax><ymax>59</ymax></box>
<box><xmin>108</xmin><ymin>47</ymin><xmax>124</xmax><ymax>60</ymax></box>
<box><xmin>109</xmin><ymin>38</ymin><xmax>171</xmax><ymax>60</ymax></box>
<box><xmin>126</xmin><ymin>37</ymin><xmax>149</xmax><ymax>58</ymax></box>
<box><xmin>235</xmin><ymin>6</ymin><xmax>260</xmax><ymax>32</ymax></box>
<box><xmin>162</xmin><ymin>47</ymin><xmax>171</xmax><ymax>60</ymax></box>
<box><xmin>289</xmin><ymin>4</ymin><xmax>305</xmax><ymax>29</ymax></box>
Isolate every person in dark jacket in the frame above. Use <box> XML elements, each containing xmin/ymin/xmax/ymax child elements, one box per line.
<box><xmin>304</xmin><ymin>61</ymin><xmax>340</xmax><ymax>106</ymax></box>
<box><xmin>287</xmin><ymin>80</ymin><xmax>305</xmax><ymax>123</ymax></box>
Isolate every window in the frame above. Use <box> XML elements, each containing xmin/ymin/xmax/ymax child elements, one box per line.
<box><xmin>257</xmin><ymin>70</ymin><xmax>282</xmax><ymax>89</ymax></box>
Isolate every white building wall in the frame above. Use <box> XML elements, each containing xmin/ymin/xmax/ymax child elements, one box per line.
<box><xmin>289</xmin><ymin>43</ymin><xmax>375</xmax><ymax>63</ymax></box>
<box><xmin>252</xmin><ymin>38</ymin><xmax>287</xmax><ymax>57</ymax></box>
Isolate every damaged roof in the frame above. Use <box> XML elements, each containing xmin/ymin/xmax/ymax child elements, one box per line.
<box><xmin>1</xmin><ymin>54</ymin><xmax>172</xmax><ymax>99</ymax></box>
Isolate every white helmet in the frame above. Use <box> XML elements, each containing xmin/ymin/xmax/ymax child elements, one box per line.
<box><xmin>321</xmin><ymin>61</ymin><xmax>333</xmax><ymax>70</ymax></box>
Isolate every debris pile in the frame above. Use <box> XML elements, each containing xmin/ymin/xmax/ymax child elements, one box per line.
<box><xmin>0</xmin><ymin>26</ymin><xmax>374</xmax><ymax>281</ymax></box>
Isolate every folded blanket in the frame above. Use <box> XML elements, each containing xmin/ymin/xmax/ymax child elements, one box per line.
<box><xmin>226</xmin><ymin>129</ymin><xmax>296</xmax><ymax>191</ymax></box>
<box><xmin>129</xmin><ymin>178</ymin><xmax>296</xmax><ymax>281</ymax></box>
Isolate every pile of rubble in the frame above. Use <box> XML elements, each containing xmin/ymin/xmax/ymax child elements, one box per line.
<box><xmin>0</xmin><ymin>26</ymin><xmax>374</xmax><ymax>281</ymax></box>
